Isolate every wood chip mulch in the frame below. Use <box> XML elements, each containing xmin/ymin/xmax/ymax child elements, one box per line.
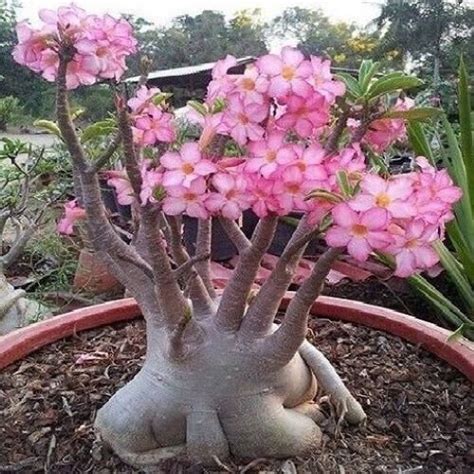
<box><xmin>0</xmin><ymin>316</ymin><xmax>473</xmax><ymax>473</ymax></box>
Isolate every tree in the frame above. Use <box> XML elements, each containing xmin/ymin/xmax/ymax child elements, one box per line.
<box><xmin>0</xmin><ymin>0</ymin><xmax>54</xmax><ymax>117</ymax></box>
<box><xmin>375</xmin><ymin>0</ymin><xmax>474</xmax><ymax>80</ymax></box>
<box><xmin>130</xmin><ymin>10</ymin><xmax>268</xmax><ymax>73</ymax></box>
<box><xmin>272</xmin><ymin>7</ymin><xmax>390</xmax><ymax>69</ymax></box>
<box><xmin>14</xmin><ymin>6</ymin><xmax>460</xmax><ymax>468</ymax></box>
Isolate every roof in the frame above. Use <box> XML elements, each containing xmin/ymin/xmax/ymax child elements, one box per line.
<box><xmin>125</xmin><ymin>56</ymin><xmax>255</xmax><ymax>89</ymax></box>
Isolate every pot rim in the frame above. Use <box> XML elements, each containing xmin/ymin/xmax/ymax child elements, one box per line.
<box><xmin>1</xmin><ymin>293</ymin><xmax>473</xmax><ymax>381</ymax></box>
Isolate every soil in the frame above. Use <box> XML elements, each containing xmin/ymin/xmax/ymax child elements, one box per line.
<box><xmin>1</xmin><ymin>316</ymin><xmax>473</xmax><ymax>474</ymax></box>
<box><xmin>322</xmin><ymin>276</ymin><xmax>456</xmax><ymax>329</ymax></box>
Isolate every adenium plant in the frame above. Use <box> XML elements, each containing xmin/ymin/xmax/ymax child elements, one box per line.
<box><xmin>14</xmin><ymin>5</ymin><xmax>461</xmax><ymax>467</ymax></box>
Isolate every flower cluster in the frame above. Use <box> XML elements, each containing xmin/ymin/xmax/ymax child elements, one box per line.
<box><xmin>326</xmin><ymin>158</ymin><xmax>461</xmax><ymax>276</ymax></box>
<box><xmin>350</xmin><ymin>98</ymin><xmax>415</xmax><ymax>153</ymax></box>
<box><xmin>128</xmin><ymin>86</ymin><xmax>176</xmax><ymax>147</ymax></box>
<box><xmin>13</xmin><ymin>4</ymin><xmax>136</xmax><ymax>89</ymax></box>
<box><xmin>104</xmin><ymin>47</ymin><xmax>463</xmax><ymax>277</ymax></box>
<box><xmin>201</xmin><ymin>47</ymin><xmax>345</xmax><ymax>146</ymax></box>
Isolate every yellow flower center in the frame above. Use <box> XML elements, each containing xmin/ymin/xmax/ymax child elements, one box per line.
<box><xmin>265</xmin><ymin>150</ymin><xmax>277</xmax><ymax>162</ymax></box>
<box><xmin>182</xmin><ymin>163</ymin><xmax>195</xmax><ymax>175</ymax></box>
<box><xmin>183</xmin><ymin>192</ymin><xmax>196</xmax><ymax>202</ymax></box>
<box><xmin>282</xmin><ymin>65</ymin><xmax>296</xmax><ymax>81</ymax></box>
<box><xmin>241</xmin><ymin>78</ymin><xmax>255</xmax><ymax>91</ymax></box>
<box><xmin>351</xmin><ymin>224</ymin><xmax>368</xmax><ymax>237</ymax></box>
<box><xmin>375</xmin><ymin>193</ymin><xmax>391</xmax><ymax>208</ymax></box>
<box><xmin>406</xmin><ymin>239</ymin><xmax>418</xmax><ymax>249</ymax></box>
<box><xmin>238</xmin><ymin>113</ymin><xmax>249</xmax><ymax>124</ymax></box>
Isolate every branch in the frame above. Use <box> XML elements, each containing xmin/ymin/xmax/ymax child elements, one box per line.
<box><xmin>325</xmin><ymin>108</ymin><xmax>350</xmax><ymax>154</ymax></box>
<box><xmin>115</xmin><ymin>88</ymin><xmax>190</xmax><ymax>330</ymax></box>
<box><xmin>173</xmin><ymin>252</ymin><xmax>210</xmax><ymax>281</ymax></box>
<box><xmin>240</xmin><ymin>215</ymin><xmax>314</xmax><ymax>338</ymax></box>
<box><xmin>194</xmin><ymin>219</ymin><xmax>217</xmax><ymax>299</ymax></box>
<box><xmin>218</xmin><ymin>217</ymin><xmax>251</xmax><ymax>252</ymax></box>
<box><xmin>167</xmin><ymin>216</ymin><xmax>216</xmax><ymax>316</ymax></box>
<box><xmin>262</xmin><ymin>247</ymin><xmax>342</xmax><ymax>366</ymax></box>
<box><xmin>215</xmin><ymin>216</ymin><xmax>278</xmax><ymax>333</ymax></box>
<box><xmin>90</xmin><ymin>133</ymin><xmax>121</xmax><ymax>173</ymax></box>
<box><xmin>55</xmin><ymin>55</ymin><xmax>159</xmax><ymax>316</ymax></box>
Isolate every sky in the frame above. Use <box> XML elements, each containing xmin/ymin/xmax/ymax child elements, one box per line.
<box><xmin>19</xmin><ymin>0</ymin><xmax>381</xmax><ymax>27</ymax></box>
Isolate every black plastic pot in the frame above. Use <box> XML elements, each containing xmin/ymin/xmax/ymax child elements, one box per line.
<box><xmin>242</xmin><ymin>211</ymin><xmax>319</xmax><ymax>257</ymax></box>
<box><xmin>183</xmin><ymin>216</ymin><xmax>238</xmax><ymax>262</ymax></box>
<box><xmin>99</xmin><ymin>178</ymin><xmax>131</xmax><ymax>223</ymax></box>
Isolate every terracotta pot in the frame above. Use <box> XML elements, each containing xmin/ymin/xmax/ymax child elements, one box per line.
<box><xmin>1</xmin><ymin>293</ymin><xmax>473</xmax><ymax>381</ymax></box>
<box><xmin>73</xmin><ymin>249</ymin><xmax>123</xmax><ymax>295</ymax></box>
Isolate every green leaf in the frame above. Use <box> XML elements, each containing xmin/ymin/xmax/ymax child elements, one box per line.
<box><xmin>407</xmin><ymin>122</ymin><xmax>435</xmax><ymax>163</ymax></box>
<box><xmin>408</xmin><ymin>274</ymin><xmax>469</xmax><ymax>328</ymax></box>
<box><xmin>458</xmin><ymin>57</ymin><xmax>474</xmax><ymax>213</ymax></box>
<box><xmin>383</xmin><ymin>107</ymin><xmax>442</xmax><ymax>122</ymax></box>
<box><xmin>152</xmin><ymin>92</ymin><xmax>173</xmax><ymax>106</ymax></box>
<box><xmin>447</xmin><ymin>322</ymin><xmax>474</xmax><ymax>342</ymax></box>
<box><xmin>33</xmin><ymin>120</ymin><xmax>63</xmax><ymax>140</ymax></box>
<box><xmin>359</xmin><ymin>61</ymin><xmax>380</xmax><ymax>94</ymax></box>
<box><xmin>367</xmin><ymin>75</ymin><xmax>423</xmax><ymax>101</ymax></box>
<box><xmin>336</xmin><ymin>170</ymin><xmax>353</xmax><ymax>197</ymax></box>
<box><xmin>306</xmin><ymin>189</ymin><xmax>344</xmax><ymax>204</ymax></box>
<box><xmin>335</xmin><ymin>73</ymin><xmax>363</xmax><ymax>99</ymax></box>
<box><xmin>187</xmin><ymin>100</ymin><xmax>207</xmax><ymax>116</ymax></box>
<box><xmin>434</xmin><ymin>241</ymin><xmax>474</xmax><ymax>311</ymax></box>
<box><xmin>80</xmin><ymin>120</ymin><xmax>117</xmax><ymax>143</ymax></box>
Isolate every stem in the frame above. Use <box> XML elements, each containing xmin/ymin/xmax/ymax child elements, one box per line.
<box><xmin>195</xmin><ymin>219</ymin><xmax>216</xmax><ymax>299</ymax></box>
<box><xmin>262</xmin><ymin>248</ymin><xmax>342</xmax><ymax>366</ymax></box>
<box><xmin>216</xmin><ymin>216</ymin><xmax>277</xmax><ymax>333</ymax></box>
<box><xmin>240</xmin><ymin>215</ymin><xmax>314</xmax><ymax>338</ymax></box>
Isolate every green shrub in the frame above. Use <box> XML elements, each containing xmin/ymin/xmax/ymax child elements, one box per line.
<box><xmin>0</xmin><ymin>95</ymin><xmax>21</xmax><ymax>131</ymax></box>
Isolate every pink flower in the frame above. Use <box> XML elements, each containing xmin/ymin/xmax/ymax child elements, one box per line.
<box><xmin>362</xmin><ymin>98</ymin><xmax>415</xmax><ymax>152</ymax></box>
<box><xmin>309</xmin><ymin>56</ymin><xmax>345</xmax><ymax>103</ymax></box>
<box><xmin>411</xmin><ymin>157</ymin><xmax>462</xmax><ymax>224</ymax></box>
<box><xmin>273</xmin><ymin>166</ymin><xmax>313</xmax><ymax>214</ymax></box>
<box><xmin>64</xmin><ymin>54</ymin><xmax>100</xmax><ymax>89</ymax></box>
<box><xmin>257</xmin><ymin>46</ymin><xmax>313</xmax><ymax>100</ymax></box>
<box><xmin>234</xmin><ymin>65</ymin><xmax>269</xmax><ymax>104</ymax></box>
<box><xmin>326</xmin><ymin>144</ymin><xmax>366</xmax><ymax>186</ymax></box>
<box><xmin>222</xmin><ymin>94</ymin><xmax>268</xmax><ymax>145</ymax></box>
<box><xmin>207</xmin><ymin>55</ymin><xmax>238</xmax><ymax>102</ymax></box>
<box><xmin>326</xmin><ymin>204</ymin><xmax>392</xmax><ymax>261</ymax></box>
<box><xmin>350</xmin><ymin>174</ymin><xmax>416</xmax><ymax>218</ymax></box>
<box><xmin>57</xmin><ymin>199</ymin><xmax>86</xmax><ymax>235</ymax></box>
<box><xmin>105</xmin><ymin>170</ymin><xmax>134</xmax><ymax>205</ymax></box>
<box><xmin>162</xmin><ymin>177</ymin><xmax>209</xmax><ymax>219</ymax></box>
<box><xmin>12</xmin><ymin>7</ymin><xmax>136</xmax><ymax>89</ymax></box>
<box><xmin>246</xmin><ymin>175</ymin><xmax>282</xmax><ymax>217</ymax></box>
<box><xmin>276</xmin><ymin>93</ymin><xmax>329</xmax><ymax>138</ymax></box>
<box><xmin>282</xmin><ymin>143</ymin><xmax>328</xmax><ymax>184</ymax></box>
<box><xmin>388</xmin><ymin>220</ymin><xmax>439</xmax><ymax>277</ymax></box>
<box><xmin>132</xmin><ymin>105</ymin><xmax>176</xmax><ymax>146</ymax></box>
<box><xmin>140</xmin><ymin>164</ymin><xmax>163</xmax><ymax>205</ymax></box>
<box><xmin>161</xmin><ymin>142</ymin><xmax>216</xmax><ymax>187</ymax></box>
<box><xmin>206</xmin><ymin>171</ymin><xmax>251</xmax><ymax>219</ymax></box>
<box><xmin>128</xmin><ymin>85</ymin><xmax>161</xmax><ymax>113</ymax></box>
<box><xmin>245</xmin><ymin>132</ymin><xmax>297</xmax><ymax>178</ymax></box>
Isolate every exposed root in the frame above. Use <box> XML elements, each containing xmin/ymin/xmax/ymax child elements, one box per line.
<box><xmin>299</xmin><ymin>340</ymin><xmax>366</xmax><ymax>425</ymax></box>
<box><xmin>108</xmin><ymin>442</ymin><xmax>186</xmax><ymax>468</ymax></box>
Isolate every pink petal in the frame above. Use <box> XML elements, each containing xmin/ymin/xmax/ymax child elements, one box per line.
<box><xmin>347</xmin><ymin>237</ymin><xmax>371</xmax><ymax>261</ymax></box>
<box><xmin>332</xmin><ymin>203</ymin><xmax>358</xmax><ymax>227</ymax></box>
<box><xmin>326</xmin><ymin>226</ymin><xmax>351</xmax><ymax>247</ymax></box>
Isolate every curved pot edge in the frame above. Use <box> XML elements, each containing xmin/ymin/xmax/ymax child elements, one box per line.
<box><xmin>1</xmin><ymin>294</ymin><xmax>473</xmax><ymax>382</ymax></box>
<box><xmin>0</xmin><ymin>298</ymin><xmax>140</xmax><ymax>370</ymax></box>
